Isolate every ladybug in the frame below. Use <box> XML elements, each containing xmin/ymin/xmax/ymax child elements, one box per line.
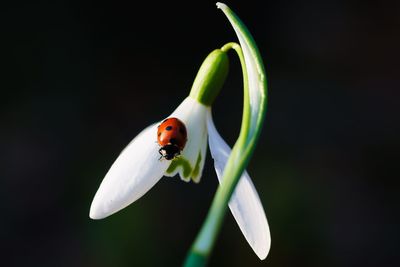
<box><xmin>157</xmin><ymin>117</ymin><xmax>187</xmax><ymax>160</ymax></box>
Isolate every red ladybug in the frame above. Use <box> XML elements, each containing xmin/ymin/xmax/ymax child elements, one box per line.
<box><xmin>157</xmin><ymin>117</ymin><xmax>187</xmax><ymax>160</ymax></box>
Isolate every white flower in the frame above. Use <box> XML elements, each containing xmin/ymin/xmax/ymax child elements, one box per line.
<box><xmin>89</xmin><ymin>97</ymin><xmax>270</xmax><ymax>260</ymax></box>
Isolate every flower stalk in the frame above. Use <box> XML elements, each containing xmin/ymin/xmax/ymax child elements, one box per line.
<box><xmin>184</xmin><ymin>3</ymin><xmax>268</xmax><ymax>266</ymax></box>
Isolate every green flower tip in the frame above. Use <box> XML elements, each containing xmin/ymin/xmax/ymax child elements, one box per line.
<box><xmin>189</xmin><ymin>49</ymin><xmax>229</xmax><ymax>106</ymax></box>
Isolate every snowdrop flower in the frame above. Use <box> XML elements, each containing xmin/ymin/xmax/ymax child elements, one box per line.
<box><xmin>90</xmin><ymin>50</ymin><xmax>269</xmax><ymax>257</ymax></box>
<box><xmin>90</xmin><ymin>2</ymin><xmax>271</xmax><ymax>264</ymax></box>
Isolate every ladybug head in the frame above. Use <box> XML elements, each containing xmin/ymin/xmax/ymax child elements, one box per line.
<box><xmin>159</xmin><ymin>144</ymin><xmax>181</xmax><ymax>160</ymax></box>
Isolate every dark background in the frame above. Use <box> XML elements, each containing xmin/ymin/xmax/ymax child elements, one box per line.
<box><xmin>1</xmin><ymin>0</ymin><xmax>399</xmax><ymax>266</ymax></box>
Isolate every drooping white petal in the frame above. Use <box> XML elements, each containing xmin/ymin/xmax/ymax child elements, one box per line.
<box><xmin>217</xmin><ymin>2</ymin><xmax>267</xmax><ymax>138</ymax></box>
<box><xmin>164</xmin><ymin>97</ymin><xmax>208</xmax><ymax>182</ymax></box>
<box><xmin>207</xmin><ymin>110</ymin><xmax>271</xmax><ymax>259</ymax></box>
<box><xmin>90</xmin><ymin>124</ymin><xmax>170</xmax><ymax>219</ymax></box>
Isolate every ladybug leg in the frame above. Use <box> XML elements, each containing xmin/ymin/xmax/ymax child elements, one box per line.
<box><xmin>158</xmin><ymin>147</ymin><xmax>165</xmax><ymax>161</ymax></box>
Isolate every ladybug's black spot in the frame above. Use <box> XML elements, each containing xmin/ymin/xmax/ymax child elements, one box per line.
<box><xmin>179</xmin><ymin>127</ymin><xmax>186</xmax><ymax>134</ymax></box>
<box><xmin>166</xmin><ymin>126</ymin><xmax>173</xmax><ymax>131</ymax></box>
<box><xmin>169</xmin><ymin>138</ymin><xmax>177</xmax><ymax>144</ymax></box>
<box><xmin>158</xmin><ymin>132</ymin><xmax>161</xmax><ymax>136</ymax></box>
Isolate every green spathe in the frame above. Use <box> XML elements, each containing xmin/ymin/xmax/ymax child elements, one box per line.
<box><xmin>189</xmin><ymin>49</ymin><xmax>229</xmax><ymax>106</ymax></box>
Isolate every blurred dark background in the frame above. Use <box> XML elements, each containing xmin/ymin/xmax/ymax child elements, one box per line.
<box><xmin>1</xmin><ymin>0</ymin><xmax>399</xmax><ymax>266</ymax></box>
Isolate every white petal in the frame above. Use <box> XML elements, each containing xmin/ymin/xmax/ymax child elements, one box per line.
<box><xmin>164</xmin><ymin>97</ymin><xmax>208</xmax><ymax>182</ymax></box>
<box><xmin>90</xmin><ymin>123</ymin><xmax>170</xmax><ymax>219</ymax></box>
<box><xmin>207</xmin><ymin>111</ymin><xmax>271</xmax><ymax>259</ymax></box>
